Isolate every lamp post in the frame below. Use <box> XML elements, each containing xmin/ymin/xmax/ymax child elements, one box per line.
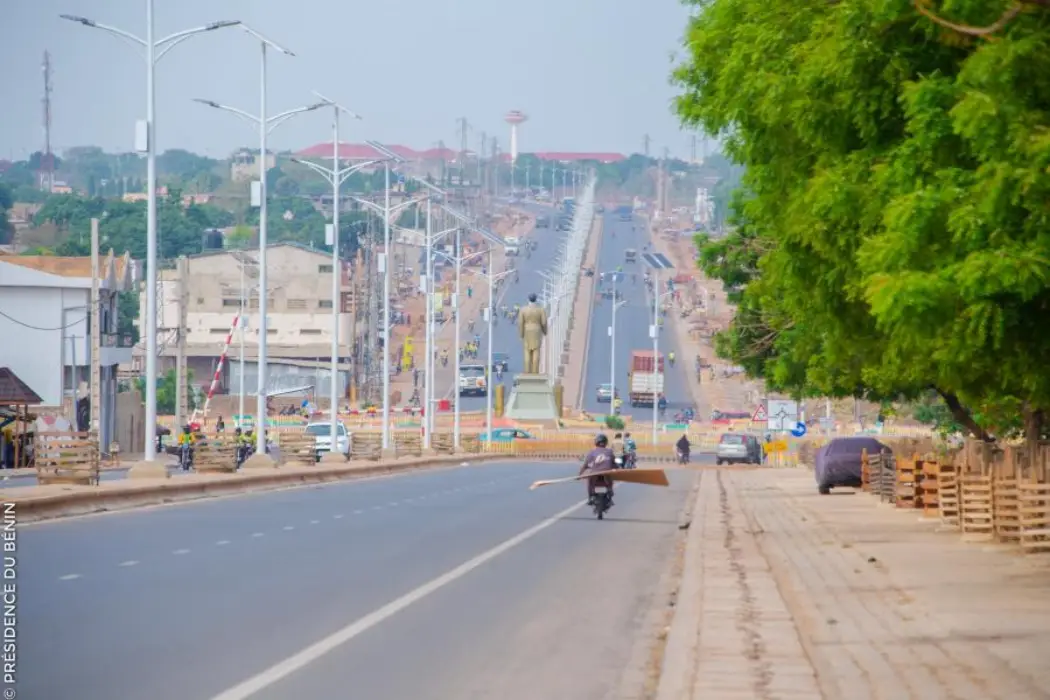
<box><xmin>61</xmin><ymin>5</ymin><xmax>240</xmax><ymax>467</ymax></box>
<box><xmin>462</xmin><ymin>262</ymin><xmax>513</xmax><ymax>448</ymax></box>
<box><xmin>642</xmin><ymin>251</ymin><xmax>675</xmax><ymax>444</ymax></box>
<box><xmin>286</xmin><ymin>99</ymin><xmax>388</xmax><ymax>462</ymax></box>
<box><xmin>602</xmin><ymin>272</ymin><xmax>627</xmax><ymax>413</ymax></box>
<box><xmin>193</xmin><ymin>29</ymin><xmax>326</xmax><ymax>462</ymax></box>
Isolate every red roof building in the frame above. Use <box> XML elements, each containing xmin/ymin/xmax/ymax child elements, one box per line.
<box><xmin>295</xmin><ymin>143</ymin><xmax>626</xmax><ymax>164</ymax></box>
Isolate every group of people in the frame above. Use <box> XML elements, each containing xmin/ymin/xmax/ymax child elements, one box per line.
<box><xmin>175</xmin><ymin>422</ymin><xmax>256</xmax><ymax>470</ymax></box>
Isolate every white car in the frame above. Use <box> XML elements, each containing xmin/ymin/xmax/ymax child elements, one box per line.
<box><xmin>305</xmin><ymin>422</ymin><xmax>350</xmax><ymax>461</ymax></box>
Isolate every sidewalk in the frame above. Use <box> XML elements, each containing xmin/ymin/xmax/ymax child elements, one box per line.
<box><xmin>658</xmin><ymin>468</ymin><xmax>1050</xmax><ymax>699</ymax></box>
<box><xmin>561</xmin><ymin>213</ymin><xmax>603</xmax><ymax>412</ymax></box>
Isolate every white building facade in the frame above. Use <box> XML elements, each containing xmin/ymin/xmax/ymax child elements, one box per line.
<box><xmin>0</xmin><ymin>253</ymin><xmax>134</xmax><ymax>447</ymax></box>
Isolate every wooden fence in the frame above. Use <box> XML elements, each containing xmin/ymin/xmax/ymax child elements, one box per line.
<box><xmin>856</xmin><ymin>440</ymin><xmax>1050</xmax><ymax>555</ymax></box>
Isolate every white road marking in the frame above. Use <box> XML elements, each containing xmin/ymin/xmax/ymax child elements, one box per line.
<box><xmin>58</xmin><ymin>573</ymin><xmax>81</xmax><ymax>581</ymax></box>
<box><xmin>209</xmin><ymin>500</ymin><xmax>583</xmax><ymax>700</ymax></box>
<box><xmin>387</xmin><ymin>502</ymin><xmax>399</xmax><ymax>507</ymax></box>
<box><xmin>252</xmin><ymin>532</ymin><xmax>264</xmax><ymax>538</ymax></box>
<box><xmin>310</xmin><ymin>520</ymin><xmax>320</xmax><ymax>525</ymax></box>
<box><xmin>216</xmin><ymin>540</ymin><xmax>231</xmax><ymax>546</ymax></box>
<box><xmin>118</xmin><ymin>560</ymin><xmax>138</xmax><ymax>567</ymax></box>
<box><xmin>173</xmin><ymin>549</ymin><xmax>190</xmax><ymax>555</ymax></box>
<box><xmin>351</xmin><ymin>510</ymin><xmax>363</xmax><ymax>515</ymax></box>
<box><xmin>334</xmin><ymin>514</ymin><xmax>345</xmax><ymax>519</ymax></box>
<box><xmin>371</xmin><ymin>506</ymin><xmax>383</xmax><ymax>511</ymax></box>
<box><xmin>283</xmin><ymin>526</ymin><xmax>295</xmax><ymax>531</ymax></box>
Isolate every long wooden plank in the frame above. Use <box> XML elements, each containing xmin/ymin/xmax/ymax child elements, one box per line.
<box><xmin>530</xmin><ymin>468</ymin><xmax>669</xmax><ymax>490</ymax></box>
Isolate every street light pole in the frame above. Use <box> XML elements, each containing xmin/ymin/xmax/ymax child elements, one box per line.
<box><xmin>60</xmin><ymin>6</ymin><xmax>240</xmax><ymax>468</ymax></box>
<box><xmin>382</xmin><ymin>163</ymin><xmax>392</xmax><ymax>450</ymax></box>
<box><xmin>453</xmin><ymin>226</ymin><xmax>462</xmax><ymax>447</ymax></box>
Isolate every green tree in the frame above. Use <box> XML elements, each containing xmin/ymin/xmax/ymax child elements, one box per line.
<box><xmin>135</xmin><ymin>369</ymin><xmax>197</xmax><ymax>415</ymax></box>
<box><xmin>674</xmin><ymin>0</ymin><xmax>1050</xmax><ymax>444</ymax></box>
<box><xmin>0</xmin><ymin>182</ymin><xmax>13</xmax><ymax>244</ymax></box>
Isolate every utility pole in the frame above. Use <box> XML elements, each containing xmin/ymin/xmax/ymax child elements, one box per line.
<box><xmin>643</xmin><ymin>134</ymin><xmax>651</xmax><ymax>158</ymax></box>
<box><xmin>458</xmin><ymin>117</ymin><xmax>469</xmax><ymax>185</ymax></box>
<box><xmin>479</xmin><ymin>131</ymin><xmax>487</xmax><ymax>197</ymax></box>
<box><xmin>491</xmin><ymin>140</ymin><xmax>499</xmax><ymax>198</ymax></box>
<box><xmin>349</xmin><ymin>248</ymin><xmax>361</xmax><ymax>406</ymax></box>
<box><xmin>89</xmin><ymin>219</ymin><xmax>101</xmax><ymax>441</ymax></box>
<box><xmin>438</xmin><ymin>139</ymin><xmax>448</xmax><ymax>186</ymax></box>
<box><xmin>690</xmin><ymin>135</ymin><xmax>697</xmax><ymax>164</ymax></box>
<box><xmin>175</xmin><ymin>256</ymin><xmax>189</xmax><ymax>427</ymax></box>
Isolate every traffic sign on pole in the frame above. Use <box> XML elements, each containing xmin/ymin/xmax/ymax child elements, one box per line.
<box><xmin>790</xmin><ymin>421</ymin><xmax>807</xmax><ymax>438</ymax></box>
<box><xmin>752</xmin><ymin>404</ymin><xmax>767</xmax><ymax>422</ymax></box>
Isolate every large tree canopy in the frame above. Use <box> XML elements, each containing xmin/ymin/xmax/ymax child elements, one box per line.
<box><xmin>674</xmin><ymin>0</ymin><xmax>1050</xmax><ymax>441</ymax></box>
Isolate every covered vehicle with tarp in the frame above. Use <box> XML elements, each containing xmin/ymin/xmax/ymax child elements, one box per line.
<box><xmin>814</xmin><ymin>436</ymin><xmax>889</xmax><ymax>494</ymax></box>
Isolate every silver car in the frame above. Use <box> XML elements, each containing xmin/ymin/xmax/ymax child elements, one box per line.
<box><xmin>716</xmin><ymin>433</ymin><xmax>762</xmax><ymax>465</ymax></box>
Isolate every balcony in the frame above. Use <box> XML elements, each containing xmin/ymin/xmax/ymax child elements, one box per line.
<box><xmin>100</xmin><ymin>333</ymin><xmax>135</xmax><ymax>366</ymax></box>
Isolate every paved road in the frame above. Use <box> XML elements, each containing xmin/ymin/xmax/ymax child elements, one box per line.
<box><xmin>20</xmin><ymin>458</ymin><xmax>703</xmax><ymax>699</ymax></box>
<box><xmin>453</xmin><ymin>202</ymin><xmax>571</xmax><ymax>412</ymax></box>
<box><xmin>581</xmin><ymin>213</ymin><xmax>695</xmax><ymax>419</ymax></box>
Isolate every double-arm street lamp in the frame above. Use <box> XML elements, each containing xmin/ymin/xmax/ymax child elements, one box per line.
<box><xmin>60</xmin><ymin>3</ymin><xmax>241</xmax><ymax>467</ymax></box>
<box><xmin>193</xmin><ymin>29</ymin><xmax>327</xmax><ymax>462</ymax></box>
<box><xmin>643</xmin><ymin>252</ymin><xmax>675</xmax><ymax>443</ymax></box>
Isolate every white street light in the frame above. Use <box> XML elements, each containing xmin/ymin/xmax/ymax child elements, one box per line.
<box><xmin>193</xmin><ymin>35</ymin><xmax>325</xmax><ymax>462</ymax></box>
<box><xmin>60</xmin><ymin>5</ymin><xmax>240</xmax><ymax>467</ymax></box>
<box><xmin>602</xmin><ymin>271</ymin><xmax>627</xmax><ymax>415</ymax></box>
<box><xmin>643</xmin><ymin>251</ymin><xmax>675</xmax><ymax>444</ymax></box>
<box><xmin>432</xmin><ymin>213</ymin><xmax>503</xmax><ymax>448</ymax></box>
<box><xmin>364</xmin><ymin>141</ymin><xmax>411</xmax><ymax>452</ymax></box>
<box><xmin>285</xmin><ymin>98</ymin><xmax>377</xmax><ymax>461</ymax></box>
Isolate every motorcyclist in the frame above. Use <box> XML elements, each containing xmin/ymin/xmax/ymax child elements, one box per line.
<box><xmin>623</xmin><ymin>432</ymin><xmax>638</xmax><ymax>467</ymax></box>
<box><xmin>580</xmin><ymin>433</ymin><xmax>616</xmax><ymax>506</ymax></box>
<box><xmin>676</xmin><ymin>433</ymin><xmax>691</xmax><ymax>463</ymax></box>
<box><xmin>658</xmin><ymin>394</ymin><xmax>668</xmax><ymax>418</ymax></box>
<box><xmin>178</xmin><ymin>424</ymin><xmax>196</xmax><ymax>470</ymax></box>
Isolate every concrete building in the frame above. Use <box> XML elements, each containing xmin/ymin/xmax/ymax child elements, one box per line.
<box><xmin>229</xmin><ymin>149</ymin><xmax>277</xmax><ymax>182</ymax></box>
<box><xmin>0</xmin><ymin>251</ymin><xmax>134</xmax><ymax>448</ymax></box>
<box><xmin>142</xmin><ymin>243</ymin><xmax>357</xmax><ymax>400</ymax></box>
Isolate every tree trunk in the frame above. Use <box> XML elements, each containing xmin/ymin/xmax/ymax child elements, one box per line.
<box><xmin>934</xmin><ymin>388</ymin><xmax>994</xmax><ymax>442</ymax></box>
<box><xmin>1023</xmin><ymin>406</ymin><xmax>1044</xmax><ymax>474</ymax></box>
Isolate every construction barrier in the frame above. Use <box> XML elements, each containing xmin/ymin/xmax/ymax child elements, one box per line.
<box><xmin>36</xmin><ymin>432</ymin><xmax>101</xmax><ymax>486</ymax></box>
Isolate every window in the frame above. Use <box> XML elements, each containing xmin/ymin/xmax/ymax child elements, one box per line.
<box><xmin>300</xmin><ymin>329</ymin><xmax>322</xmax><ymax>335</ymax></box>
<box><xmin>210</xmin><ymin>328</ymin><xmax>229</xmax><ymax>334</ymax></box>
<box><xmin>286</xmin><ymin>299</ymin><xmax>307</xmax><ymax>310</ymax></box>
<box><xmin>318</xmin><ymin>264</ymin><xmax>334</xmax><ymax>273</ymax></box>
<box><xmin>318</xmin><ymin>299</ymin><xmax>333</xmax><ymax>309</ymax></box>
<box><xmin>222</xmin><ymin>299</ymin><xmax>241</xmax><ymax>307</ymax></box>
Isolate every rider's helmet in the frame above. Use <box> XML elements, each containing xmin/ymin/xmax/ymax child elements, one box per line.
<box><xmin>594</xmin><ymin>433</ymin><xmax>609</xmax><ymax>447</ymax></box>
<box><xmin>182</xmin><ymin>424</ymin><xmax>191</xmax><ymax>433</ymax></box>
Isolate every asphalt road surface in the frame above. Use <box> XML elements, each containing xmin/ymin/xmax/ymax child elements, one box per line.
<box><xmin>581</xmin><ymin>213</ymin><xmax>695</xmax><ymax>419</ymax></box>
<box><xmin>19</xmin><ymin>458</ymin><xmax>704</xmax><ymax>699</ymax></box>
<box><xmin>453</xmin><ymin>202</ymin><xmax>571</xmax><ymax>412</ymax></box>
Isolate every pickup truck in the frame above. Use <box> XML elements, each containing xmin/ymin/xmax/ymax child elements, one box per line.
<box><xmin>459</xmin><ymin>364</ymin><xmax>488</xmax><ymax>396</ymax></box>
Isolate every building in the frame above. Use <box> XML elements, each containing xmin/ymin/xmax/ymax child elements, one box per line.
<box><xmin>142</xmin><ymin>243</ymin><xmax>357</xmax><ymax>400</ymax></box>
<box><xmin>0</xmin><ymin>251</ymin><xmax>134</xmax><ymax>448</ymax></box>
<box><xmin>229</xmin><ymin>149</ymin><xmax>277</xmax><ymax>182</ymax></box>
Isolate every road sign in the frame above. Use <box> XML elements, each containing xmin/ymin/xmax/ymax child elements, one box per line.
<box><xmin>751</xmin><ymin>404</ymin><xmax>767</xmax><ymax>422</ymax></box>
<box><xmin>764</xmin><ymin>439</ymin><xmax>788</xmax><ymax>454</ymax></box>
<box><xmin>767</xmin><ymin>399</ymin><xmax>799</xmax><ymax>431</ymax></box>
<box><xmin>790</xmin><ymin>421</ymin><xmax>807</xmax><ymax>438</ymax></box>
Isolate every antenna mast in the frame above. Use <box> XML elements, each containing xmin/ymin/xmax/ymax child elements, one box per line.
<box><xmin>42</xmin><ymin>51</ymin><xmax>55</xmax><ymax>192</ymax></box>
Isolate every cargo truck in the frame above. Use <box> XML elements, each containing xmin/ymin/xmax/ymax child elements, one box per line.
<box><xmin>628</xmin><ymin>350</ymin><xmax>665</xmax><ymax>407</ymax></box>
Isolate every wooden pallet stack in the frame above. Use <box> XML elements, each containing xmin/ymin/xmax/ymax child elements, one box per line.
<box><xmin>1018</xmin><ymin>482</ymin><xmax>1050</xmax><ymax>554</ymax></box>
<box><xmin>895</xmin><ymin>454</ymin><xmax>921</xmax><ymax>509</ymax></box>
<box><xmin>959</xmin><ymin>474</ymin><xmax>995</xmax><ymax>540</ymax></box>
<box><xmin>993</xmin><ymin>477</ymin><xmax>1021</xmax><ymax>544</ymax></box>
<box><xmin>937</xmin><ymin>462</ymin><xmax>960</xmax><ymax>527</ymax></box>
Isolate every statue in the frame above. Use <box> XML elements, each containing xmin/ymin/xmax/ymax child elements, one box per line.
<box><xmin>518</xmin><ymin>292</ymin><xmax>548</xmax><ymax>374</ymax></box>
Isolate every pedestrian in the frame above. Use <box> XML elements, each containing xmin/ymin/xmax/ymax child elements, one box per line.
<box><xmin>216</xmin><ymin>415</ymin><xmax>225</xmax><ymax>433</ymax></box>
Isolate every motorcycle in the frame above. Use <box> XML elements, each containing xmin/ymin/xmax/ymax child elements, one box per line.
<box><xmin>676</xmin><ymin>449</ymin><xmax>690</xmax><ymax>465</ymax></box>
<box><xmin>179</xmin><ymin>443</ymin><xmax>193</xmax><ymax>471</ymax></box>
<box><xmin>592</xmin><ymin>481</ymin><xmax>612</xmax><ymax>520</ymax></box>
<box><xmin>623</xmin><ymin>451</ymin><xmax>637</xmax><ymax>469</ymax></box>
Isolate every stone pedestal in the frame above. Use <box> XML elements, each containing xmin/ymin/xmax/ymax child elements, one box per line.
<box><xmin>505</xmin><ymin>374</ymin><xmax>559</xmax><ymax>421</ymax></box>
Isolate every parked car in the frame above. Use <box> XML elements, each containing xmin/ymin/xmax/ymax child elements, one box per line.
<box><xmin>595</xmin><ymin>384</ymin><xmax>619</xmax><ymax>403</ymax></box>
<box><xmin>716</xmin><ymin>433</ymin><xmax>763</xmax><ymax>465</ymax></box>
<box><xmin>305</xmin><ymin>422</ymin><xmax>350</xmax><ymax>461</ymax></box>
<box><xmin>478</xmin><ymin>428</ymin><xmax>536</xmax><ymax>443</ymax></box>
<box><xmin>815</xmin><ymin>437</ymin><xmax>889</xmax><ymax>494</ymax></box>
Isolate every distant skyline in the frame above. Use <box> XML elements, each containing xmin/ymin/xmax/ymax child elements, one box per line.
<box><xmin>2</xmin><ymin>0</ymin><xmax>711</xmax><ymax>163</ymax></box>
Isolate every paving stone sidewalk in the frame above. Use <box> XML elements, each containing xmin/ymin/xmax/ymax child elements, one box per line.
<box><xmin>658</xmin><ymin>468</ymin><xmax>1050</xmax><ymax>700</ymax></box>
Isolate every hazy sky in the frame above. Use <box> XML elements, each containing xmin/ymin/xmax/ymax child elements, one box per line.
<box><xmin>2</xmin><ymin>0</ymin><xmax>701</xmax><ymax>161</ymax></box>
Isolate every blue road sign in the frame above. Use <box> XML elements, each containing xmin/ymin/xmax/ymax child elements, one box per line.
<box><xmin>790</xmin><ymin>421</ymin><xmax>807</xmax><ymax>438</ymax></box>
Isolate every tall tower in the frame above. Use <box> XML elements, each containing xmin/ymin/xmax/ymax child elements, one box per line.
<box><xmin>41</xmin><ymin>51</ymin><xmax>55</xmax><ymax>193</ymax></box>
<box><xmin>504</xmin><ymin>110</ymin><xmax>527</xmax><ymax>162</ymax></box>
